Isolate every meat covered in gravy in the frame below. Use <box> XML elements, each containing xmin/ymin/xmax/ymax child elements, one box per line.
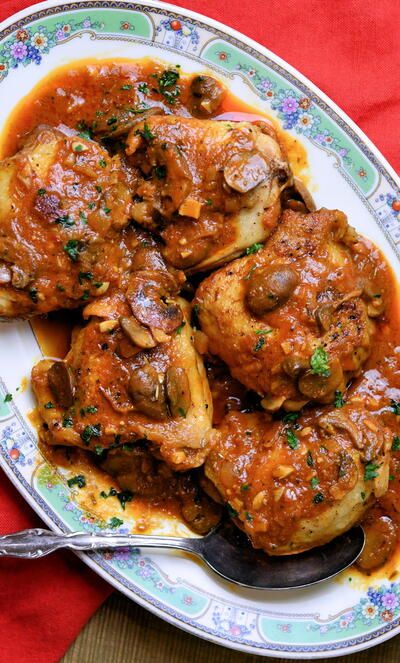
<box><xmin>126</xmin><ymin>115</ymin><xmax>290</xmax><ymax>270</ymax></box>
<box><xmin>196</xmin><ymin>208</ymin><xmax>388</xmax><ymax>411</ymax></box>
<box><xmin>0</xmin><ymin>126</ymin><xmax>133</xmax><ymax>317</ymax></box>
<box><xmin>1</xmin><ymin>58</ymin><xmax>399</xmax><ymax>565</ymax></box>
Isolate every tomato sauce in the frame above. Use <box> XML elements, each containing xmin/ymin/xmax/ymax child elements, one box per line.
<box><xmin>3</xmin><ymin>58</ymin><xmax>400</xmax><ymax>571</ymax></box>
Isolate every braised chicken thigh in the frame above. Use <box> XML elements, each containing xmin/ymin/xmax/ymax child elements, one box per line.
<box><xmin>126</xmin><ymin>115</ymin><xmax>291</xmax><ymax>270</ymax></box>
<box><xmin>205</xmin><ymin>388</ymin><xmax>393</xmax><ymax>554</ymax></box>
<box><xmin>196</xmin><ymin>208</ymin><xmax>388</xmax><ymax>411</ymax></box>
<box><xmin>0</xmin><ymin>126</ymin><xmax>133</xmax><ymax>318</ymax></box>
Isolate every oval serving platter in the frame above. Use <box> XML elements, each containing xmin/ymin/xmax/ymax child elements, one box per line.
<box><xmin>1</xmin><ymin>0</ymin><xmax>400</xmax><ymax>657</ymax></box>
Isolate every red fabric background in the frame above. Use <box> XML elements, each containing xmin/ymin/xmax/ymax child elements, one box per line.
<box><xmin>0</xmin><ymin>1</ymin><xmax>398</xmax><ymax>662</ymax></box>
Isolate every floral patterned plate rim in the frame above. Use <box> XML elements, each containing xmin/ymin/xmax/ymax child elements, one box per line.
<box><xmin>1</xmin><ymin>0</ymin><xmax>400</xmax><ymax>659</ymax></box>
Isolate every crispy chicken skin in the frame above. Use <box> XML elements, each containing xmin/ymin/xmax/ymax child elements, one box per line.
<box><xmin>0</xmin><ymin>126</ymin><xmax>133</xmax><ymax>318</ymax></box>
<box><xmin>31</xmin><ymin>297</ymin><xmax>213</xmax><ymax>472</ymax></box>
<box><xmin>205</xmin><ymin>394</ymin><xmax>393</xmax><ymax>555</ymax></box>
<box><xmin>125</xmin><ymin>115</ymin><xmax>290</xmax><ymax>270</ymax></box>
<box><xmin>196</xmin><ymin>208</ymin><xmax>389</xmax><ymax>411</ymax></box>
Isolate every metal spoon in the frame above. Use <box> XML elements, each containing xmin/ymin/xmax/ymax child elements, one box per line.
<box><xmin>0</xmin><ymin>521</ymin><xmax>364</xmax><ymax>590</ymax></box>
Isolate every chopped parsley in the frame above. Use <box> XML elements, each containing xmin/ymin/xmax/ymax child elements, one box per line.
<box><xmin>313</xmin><ymin>492</ymin><xmax>324</xmax><ymax>504</ymax></box>
<box><xmin>253</xmin><ymin>336</ymin><xmax>265</xmax><ymax>352</ymax></box>
<box><xmin>94</xmin><ymin>445</ymin><xmax>105</xmax><ymax>456</ymax></box>
<box><xmin>178</xmin><ymin>407</ymin><xmax>187</xmax><ymax>418</ymax></box>
<box><xmin>109</xmin><ymin>517</ymin><xmax>124</xmax><ymax>528</ymax></box>
<box><xmin>103</xmin><ymin>207</ymin><xmax>111</xmax><ymax>215</ymax></box>
<box><xmin>157</xmin><ymin>69</ymin><xmax>180</xmax><ymax>104</ymax></box>
<box><xmin>80</xmin><ymin>423</ymin><xmax>101</xmax><ymax>445</ymax></box>
<box><xmin>73</xmin><ymin>143</ymin><xmax>85</xmax><ymax>152</ymax></box>
<box><xmin>154</xmin><ymin>165</ymin><xmax>167</xmax><ymax>179</ymax></box>
<box><xmin>62</xmin><ymin>415</ymin><xmax>73</xmax><ymax>428</ymax></box>
<box><xmin>79</xmin><ymin>211</ymin><xmax>87</xmax><ymax>223</ymax></box>
<box><xmin>282</xmin><ymin>412</ymin><xmax>299</xmax><ymax>425</ymax></box>
<box><xmin>227</xmin><ymin>503</ymin><xmax>238</xmax><ymax>518</ymax></box>
<box><xmin>95</xmin><ymin>185</ymin><xmax>103</xmax><ymax>193</ymax></box>
<box><xmin>88</xmin><ymin>202</ymin><xmax>96</xmax><ymax>210</ymax></box>
<box><xmin>29</xmin><ymin>288</ymin><xmax>38</xmax><ymax>303</ymax></box>
<box><xmin>63</xmin><ymin>239</ymin><xmax>84</xmax><ymax>262</ymax></box>
<box><xmin>255</xmin><ymin>329</ymin><xmax>273</xmax><ymax>335</ymax></box>
<box><xmin>44</xmin><ymin>402</ymin><xmax>54</xmax><ymax>409</ymax></box>
<box><xmin>306</xmin><ymin>450</ymin><xmax>314</xmax><ymax>467</ymax></box>
<box><xmin>76</xmin><ymin>121</ymin><xmax>93</xmax><ymax>140</ymax></box>
<box><xmin>334</xmin><ymin>390</ymin><xmax>345</xmax><ymax>408</ymax></box>
<box><xmin>121</xmin><ymin>83</ymin><xmax>134</xmax><ymax>90</ymax></box>
<box><xmin>99</xmin><ymin>158</ymin><xmax>107</xmax><ymax>168</ymax></box>
<box><xmin>360</xmin><ymin>491</ymin><xmax>366</xmax><ymax>501</ymax></box>
<box><xmin>67</xmin><ymin>474</ymin><xmax>86</xmax><ymax>489</ymax></box>
<box><xmin>364</xmin><ymin>462</ymin><xmax>379</xmax><ymax>481</ymax></box>
<box><xmin>310</xmin><ymin>476</ymin><xmax>319</xmax><ymax>489</ymax></box>
<box><xmin>78</xmin><ymin>271</ymin><xmax>93</xmax><ymax>285</ymax></box>
<box><xmin>138</xmin><ymin>82</ymin><xmax>149</xmax><ymax>94</ymax></box>
<box><xmin>37</xmin><ymin>188</ymin><xmax>46</xmax><ymax>196</ymax></box>
<box><xmin>286</xmin><ymin>429</ymin><xmax>299</xmax><ymax>449</ymax></box>
<box><xmin>55</xmin><ymin>214</ymin><xmax>74</xmax><ymax>228</ymax></box>
<box><xmin>390</xmin><ymin>399</ymin><xmax>400</xmax><ymax>415</ymax></box>
<box><xmin>310</xmin><ymin>346</ymin><xmax>330</xmax><ymax>377</ymax></box>
<box><xmin>392</xmin><ymin>436</ymin><xmax>400</xmax><ymax>451</ymax></box>
<box><xmin>176</xmin><ymin>321</ymin><xmax>186</xmax><ymax>335</ymax></box>
<box><xmin>245</xmin><ymin>512</ymin><xmax>253</xmax><ymax>522</ymax></box>
<box><xmin>135</xmin><ymin>123</ymin><xmax>156</xmax><ymax>141</ymax></box>
<box><xmin>100</xmin><ymin>487</ymin><xmax>133</xmax><ymax>510</ymax></box>
<box><xmin>241</xmin><ymin>484</ymin><xmax>250</xmax><ymax>492</ymax></box>
<box><xmin>80</xmin><ymin>405</ymin><xmax>98</xmax><ymax>416</ymax></box>
<box><xmin>3</xmin><ymin>393</ymin><xmax>12</xmax><ymax>403</ymax></box>
<box><xmin>246</xmin><ymin>243</ymin><xmax>263</xmax><ymax>255</ymax></box>
<box><xmin>106</xmin><ymin>117</ymin><xmax>118</xmax><ymax>126</ymax></box>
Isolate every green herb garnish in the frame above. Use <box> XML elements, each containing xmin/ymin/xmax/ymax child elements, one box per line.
<box><xmin>364</xmin><ymin>462</ymin><xmax>379</xmax><ymax>481</ymax></box>
<box><xmin>67</xmin><ymin>474</ymin><xmax>86</xmax><ymax>489</ymax></box>
<box><xmin>310</xmin><ymin>346</ymin><xmax>330</xmax><ymax>377</ymax></box>
<box><xmin>286</xmin><ymin>429</ymin><xmax>299</xmax><ymax>449</ymax></box>
<box><xmin>334</xmin><ymin>390</ymin><xmax>345</xmax><ymax>408</ymax></box>
<box><xmin>80</xmin><ymin>423</ymin><xmax>101</xmax><ymax>445</ymax></box>
<box><xmin>246</xmin><ymin>243</ymin><xmax>263</xmax><ymax>255</ymax></box>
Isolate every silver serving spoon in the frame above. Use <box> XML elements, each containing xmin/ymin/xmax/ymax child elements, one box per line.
<box><xmin>0</xmin><ymin>520</ymin><xmax>364</xmax><ymax>590</ymax></box>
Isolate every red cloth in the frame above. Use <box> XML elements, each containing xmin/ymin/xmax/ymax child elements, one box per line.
<box><xmin>0</xmin><ymin>2</ymin><xmax>398</xmax><ymax>662</ymax></box>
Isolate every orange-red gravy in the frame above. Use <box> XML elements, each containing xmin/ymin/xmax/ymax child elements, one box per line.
<box><xmin>3</xmin><ymin>59</ymin><xmax>400</xmax><ymax>575</ymax></box>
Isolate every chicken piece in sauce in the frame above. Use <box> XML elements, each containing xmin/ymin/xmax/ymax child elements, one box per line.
<box><xmin>125</xmin><ymin>115</ymin><xmax>291</xmax><ymax>270</ymax></box>
<box><xmin>196</xmin><ymin>208</ymin><xmax>389</xmax><ymax>411</ymax></box>
<box><xmin>0</xmin><ymin>126</ymin><xmax>134</xmax><ymax>318</ymax></box>
<box><xmin>205</xmin><ymin>395</ymin><xmax>393</xmax><ymax>555</ymax></box>
<box><xmin>31</xmin><ymin>295</ymin><xmax>213</xmax><ymax>471</ymax></box>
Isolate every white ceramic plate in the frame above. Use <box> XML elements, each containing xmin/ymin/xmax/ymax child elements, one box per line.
<box><xmin>1</xmin><ymin>1</ymin><xmax>400</xmax><ymax>657</ymax></box>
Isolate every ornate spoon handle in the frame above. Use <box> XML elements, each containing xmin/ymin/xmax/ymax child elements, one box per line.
<box><xmin>0</xmin><ymin>528</ymin><xmax>202</xmax><ymax>559</ymax></box>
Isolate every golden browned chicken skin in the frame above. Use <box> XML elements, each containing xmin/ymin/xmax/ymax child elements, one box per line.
<box><xmin>125</xmin><ymin>115</ymin><xmax>291</xmax><ymax>270</ymax></box>
<box><xmin>0</xmin><ymin>126</ymin><xmax>133</xmax><ymax>317</ymax></box>
<box><xmin>196</xmin><ymin>208</ymin><xmax>389</xmax><ymax>411</ymax></box>
<box><xmin>205</xmin><ymin>380</ymin><xmax>395</xmax><ymax>554</ymax></box>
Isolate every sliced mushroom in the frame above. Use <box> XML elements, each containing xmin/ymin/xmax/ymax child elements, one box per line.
<box><xmin>224</xmin><ymin>151</ymin><xmax>270</xmax><ymax>194</ymax></box>
<box><xmin>11</xmin><ymin>265</ymin><xmax>31</xmax><ymax>289</ymax></box>
<box><xmin>363</xmin><ymin>282</ymin><xmax>385</xmax><ymax>317</ymax></box>
<box><xmin>280</xmin><ymin>177</ymin><xmax>316</xmax><ymax>213</ymax></box>
<box><xmin>126</xmin><ymin>270</ymin><xmax>183</xmax><ymax>334</ymax></box>
<box><xmin>0</xmin><ymin>263</ymin><xmax>11</xmax><ymax>285</ymax></box>
<box><xmin>128</xmin><ymin>364</ymin><xmax>168</xmax><ymax>420</ymax></box>
<box><xmin>357</xmin><ymin>516</ymin><xmax>397</xmax><ymax>571</ymax></box>
<box><xmin>298</xmin><ymin>357</ymin><xmax>343</xmax><ymax>401</ymax></box>
<box><xmin>166</xmin><ymin>367</ymin><xmax>191</xmax><ymax>418</ymax></box>
<box><xmin>47</xmin><ymin>361</ymin><xmax>75</xmax><ymax>408</ymax></box>
<box><xmin>315</xmin><ymin>303</ymin><xmax>334</xmax><ymax>331</ymax></box>
<box><xmin>281</xmin><ymin>354</ymin><xmax>309</xmax><ymax>378</ymax></box>
<box><xmin>93</xmin><ymin>106</ymin><xmax>165</xmax><ymax>139</ymax></box>
<box><xmin>120</xmin><ymin>316</ymin><xmax>157</xmax><ymax>349</ymax></box>
<box><xmin>188</xmin><ymin>75</ymin><xmax>224</xmax><ymax>118</ymax></box>
<box><xmin>246</xmin><ymin>264</ymin><xmax>299</xmax><ymax>315</ymax></box>
<box><xmin>318</xmin><ymin>410</ymin><xmax>363</xmax><ymax>448</ymax></box>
